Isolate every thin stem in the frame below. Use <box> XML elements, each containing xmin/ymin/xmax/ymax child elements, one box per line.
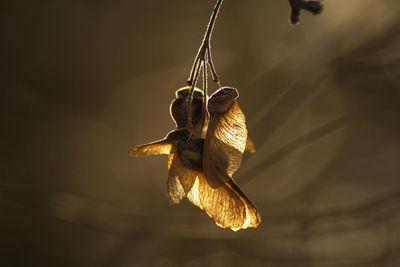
<box><xmin>186</xmin><ymin>61</ymin><xmax>202</xmax><ymax>130</ymax></box>
<box><xmin>203</xmin><ymin>60</ymin><xmax>208</xmax><ymax>113</ymax></box>
<box><xmin>187</xmin><ymin>0</ymin><xmax>223</xmax><ymax>87</ymax></box>
<box><xmin>207</xmin><ymin>45</ymin><xmax>220</xmax><ymax>86</ymax></box>
<box><xmin>186</xmin><ymin>0</ymin><xmax>223</xmax><ymax>133</ymax></box>
<box><xmin>188</xmin><ymin>57</ymin><xmax>200</xmax><ymax>88</ymax></box>
<box><xmin>202</xmin><ymin>0</ymin><xmax>223</xmax><ymax>54</ymax></box>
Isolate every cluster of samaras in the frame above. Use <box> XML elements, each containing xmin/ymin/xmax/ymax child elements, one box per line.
<box><xmin>127</xmin><ymin>0</ymin><xmax>324</xmax><ymax>231</ymax></box>
<box><xmin>129</xmin><ymin>87</ymin><xmax>261</xmax><ymax>231</ymax></box>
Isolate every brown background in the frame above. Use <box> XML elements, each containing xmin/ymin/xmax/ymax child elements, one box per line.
<box><xmin>2</xmin><ymin>0</ymin><xmax>400</xmax><ymax>266</ymax></box>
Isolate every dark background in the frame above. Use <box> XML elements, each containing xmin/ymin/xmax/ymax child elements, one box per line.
<box><xmin>2</xmin><ymin>0</ymin><xmax>400</xmax><ymax>266</ymax></box>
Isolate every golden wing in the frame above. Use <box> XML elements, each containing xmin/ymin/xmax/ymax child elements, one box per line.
<box><xmin>203</xmin><ymin>101</ymin><xmax>248</xmax><ymax>187</ymax></box>
<box><xmin>167</xmin><ymin>143</ymin><xmax>260</xmax><ymax>230</ymax></box>
<box><xmin>186</xmin><ymin>171</ymin><xmax>261</xmax><ymax>230</ymax></box>
<box><xmin>166</xmin><ymin>146</ymin><xmax>197</xmax><ymax>204</ymax></box>
<box><xmin>224</xmin><ymin>179</ymin><xmax>261</xmax><ymax>230</ymax></box>
<box><xmin>128</xmin><ymin>139</ymin><xmax>172</xmax><ymax>156</ymax></box>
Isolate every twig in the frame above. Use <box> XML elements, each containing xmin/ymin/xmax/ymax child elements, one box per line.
<box><xmin>186</xmin><ymin>0</ymin><xmax>223</xmax><ymax>132</ymax></box>
<box><xmin>203</xmin><ymin>58</ymin><xmax>208</xmax><ymax>120</ymax></box>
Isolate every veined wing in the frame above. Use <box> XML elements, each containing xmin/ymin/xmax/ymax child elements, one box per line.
<box><xmin>166</xmin><ymin>146</ymin><xmax>196</xmax><ymax>204</ymax></box>
<box><xmin>204</xmin><ymin>102</ymin><xmax>248</xmax><ymax>187</ymax></box>
<box><xmin>128</xmin><ymin>139</ymin><xmax>172</xmax><ymax>156</ymax></box>
<box><xmin>186</xmin><ymin>170</ymin><xmax>261</xmax><ymax>231</ymax></box>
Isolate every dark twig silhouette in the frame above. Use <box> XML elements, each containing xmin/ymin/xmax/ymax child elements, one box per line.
<box><xmin>289</xmin><ymin>0</ymin><xmax>324</xmax><ymax>25</ymax></box>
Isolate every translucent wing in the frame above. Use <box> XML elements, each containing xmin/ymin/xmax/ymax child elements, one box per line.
<box><xmin>128</xmin><ymin>139</ymin><xmax>172</xmax><ymax>156</ymax></box>
<box><xmin>166</xmin><ymin>145</ymin><xmax>198</xmax><ymax>204</ymax></box>
<box><xmin>224</xmin><ymin>179</ymin><xmax>261</xmax><ymax>230</ymax></box>
<box><xmin>166</xmin><ymin>147</ymin><xmax>186</xmax><ymax>204</ymax></box>
<box><xmin>186</xmin><ymin>171</ymin><xmax>261</xmax><ymax>230</ymax></box>
<box><xmin>204</xmin><ymin>101</ymin><xmax>248</xmax><ymax>187</ymax></box>
<box><xmin>168</xmin><ymin>138</ymin><xmax>261</xmax><ymax>230</ymax></box>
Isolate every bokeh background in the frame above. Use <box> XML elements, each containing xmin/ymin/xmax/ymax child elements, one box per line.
<box><xmin>2</xmin><ymin>0</ymin><xmax>400</xmax><ymax>266</ymax></box>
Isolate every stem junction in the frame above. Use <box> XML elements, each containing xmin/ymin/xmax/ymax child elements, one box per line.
<box><xmin>186</xmin><ymin>0</ymin><xmax>223</xmax><ymax>132</ymax></box>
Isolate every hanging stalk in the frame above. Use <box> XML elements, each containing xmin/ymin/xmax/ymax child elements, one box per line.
<box><xmin>186</xmin><ymin>0</ymin><xmax>223</xmax><ymax>132</ymax></box>
<box><xmin>203</xmin><ymin>57</ymin><xmax>209</xmax><ymax>122</ymax></box>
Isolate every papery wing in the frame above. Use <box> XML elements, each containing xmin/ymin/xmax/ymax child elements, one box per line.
<box><xmin>128</xmin><ymin>139</ymin><xmax>172</xmax><ymax>156</ymax></box>
<box><xmin>203</xmin><ymin>102</ymin><xmax>248</xmax><ymax>187</ymax></box>
<box><xmin>168</xmin><ymin>144</ymin><xmax>261</xmax><ymax>230</ymax></box>
<box><xmin>185</xmin><ymin>171</ymin><xmax>247</xmax><ymax>230</ymax></box>
<box><xmin>166</xmin><ymin>146</ymin><xmax>196</xmax><ymax>204</ymax></box>
<box><xmin>225</xmin><ymin>179</ymin><xmax>261</xmax><ymax>229</ymax></box>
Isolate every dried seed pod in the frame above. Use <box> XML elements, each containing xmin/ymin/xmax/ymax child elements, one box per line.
<box><xmin>169</xmin><ymin>86</ymin><xmax>255</xmax><ymax>152</ymax></box>
<box><xmin>129</xmin><ymin>126</ymin><xmax>260</xmax><ymax>230</ymax></box>
<box><xmin>203</xmin><ymin>87</ymin><xmax>247</xmax><ymax>187</ymax></box>
<box><xmin>128</xmin><ymin>129</ymin><xmax>189</xmax><ymax>157</ymax></box>
<box><xmin>178</xmin><ymin>162</ymin><xmax>261</xmax><ymax>230</ymax></box>
<box><xmin>289</xmin><ymin>0</ymin><xmax>324</xmax><ymax>25</ymax></box>
<box><xmin>170</xmin><ymin>86</ymin><xmax>205</xmax><ymax>138</ymax></box>
<box><xmin>169</xmin><ymin>137</ymin><xmax>261</xmax><ymax>230</ymax></box>
<box><xmin>128</xmin><ymin>87</ymin><xmax>260</xmax><ymax>230</ymax></box>
<box><xmin>128</xmin><ymin>129</ymin><xmax>196</xmax><ymax>204</ymax></box>
<box><xmin>202</xmin><ymin>87</ymin><xmax>261</xmax><ymax>229</ymax></box>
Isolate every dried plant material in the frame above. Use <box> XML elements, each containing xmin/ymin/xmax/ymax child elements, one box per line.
<box><xmin>128</xmin><ymin>0</ymin><xmax>263</xmax><ymax>230</ymax></box>
<box><xmin>128</xmin><ymin>125</ymin><xmax>260</xmax><ymax>230</ymax></box>
<box><xmin>201</xmin><ymin>87</ymin><xmax>261</xmax><ymax>230</ymax></box>
<box><xmin>187</xmin><ymin>170</ymin><xmax>260</xmax><ymax>230</ymax></box>
<box><xmin>167</xmin><ymin>137</ymin><xmax>204</xmax><ymax>204</ymax></box>
<box><xmin>203</xmin><ymin>87</ymin><xmax>248</xmax><ymax>188</ymax></box>
<box><xmin>170</xmin><ymin>86</ymin><xmax>255</xmax><ymax>152</ymax></box>
<box><xmin>128</xmin><ymin>130</ymin><xmax>192</xmax><ymax>158</ymax></box>
<box><xmin>128</xmin><ymin>130</ymin><xmax>187</xmax><ymax>157</ymax></box>
<box><xmin>289</xmin><ymin>0</ymin><xmax>324</xmax><ymax>25</ymax></box>
<box><xmin>126</xmin><ymin>0</ymin><xmax>330</xmax><ymax>232</ymax></box>
<box><xmin>167</xmin><ymin>145</ymin><xmax>195</xmax><ymax>204</ymax></box>
<box><xmin>128</xmin><ymin>140</ymin><xmax>172</xmax><ymax>156</ymax></box>
<box><xmin>129</xmin><ymin>129</ymin><xmax>193</xmax><ymax>203</ymax></box>
<box><xmin>170</xmin><ymin>87</ymin><xmax>205</xmax><ymax>138</ymax></box>
<box><xmin>168</xmin><ymin>137</ymin><xmax>261</xmax><ymax>230</ymax></box>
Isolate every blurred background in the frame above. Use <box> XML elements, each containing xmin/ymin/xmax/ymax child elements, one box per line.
<box><xmin>1</xmin><ymin>0</ymin><xmax>400</xmax><ymax>266</ymax></box>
